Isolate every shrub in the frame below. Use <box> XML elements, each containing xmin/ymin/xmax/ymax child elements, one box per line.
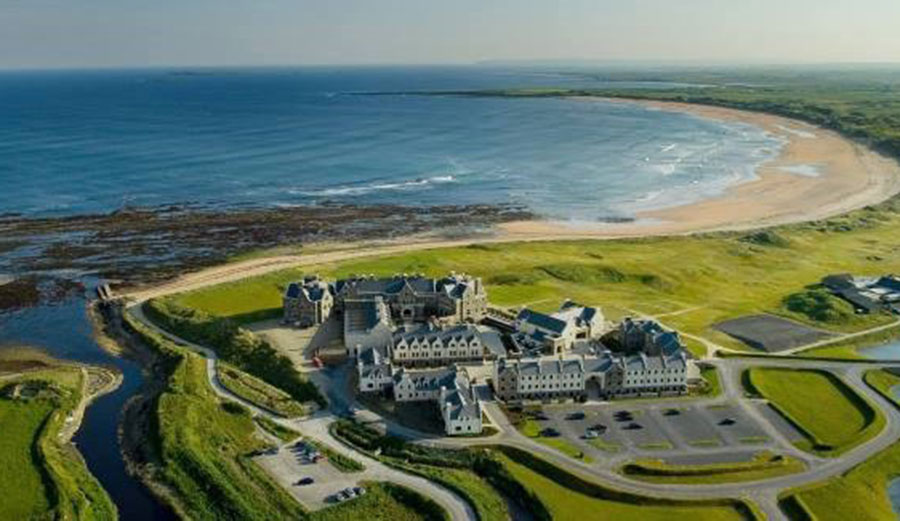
<box><xmin>783</xmin><ymin>289</ymin><xmax>855</xmax><ymax>323</ymax></box>
<box><xmin>143</xmin><ymin>298</ymin><xmax>324</xmax><ymax>407</ymax></box>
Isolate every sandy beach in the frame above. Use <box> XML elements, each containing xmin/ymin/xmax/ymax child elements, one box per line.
<box><xmin>499</xmin><ymin>98</ymin><xmax>900</xmax><ymax>238</ymax></box>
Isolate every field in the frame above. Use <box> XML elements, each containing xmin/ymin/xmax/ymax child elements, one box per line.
<box><xmin>170</xmin><ymin>211</ymin><xmax>900</xmax><ymax>356</ymax></box>
<box><xmin>493</xmin><ymin>449</ymin><xmax>756</xmax><ymax>521</ymax></box>
<box><xmin>0</xmin><ymin>357</ymin><xmax>117</xmax><ymax>521</ymax></box>
<box><xmin>744</xmin><ymin>368</ymin><xmax>883</xmax><ymax>456</ymax></box>
<box><xmin>621</xmin><ymin>451</ymin><xmax>806</xmax><ymax>485</ymax></box>
<box><xmin>780</xmin><ymin>370</ymin><xmax>900</xmax><ymax>520</ymax></box>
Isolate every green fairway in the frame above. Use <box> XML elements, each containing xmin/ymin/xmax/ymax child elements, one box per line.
<box><xmin>745</xmin><ymin>368</ymin><xmax>884</xmax><ymax>455</ymax></box>
<box><xmin>780</xmin><ymin>370</ymin><xmax>900</xmax><ymax>521</ymax></box>
<box><xmin>172</xmin><ymin>216</ymin><xmax>900</xmax><ymax>356</ymax></box>
<box><xmin>494</xmin><ymin>450</ymin><xmax>756</xmax><ymax>521</ymax></box>
<box><xmin>0</xmin><ymin>358</ymin><xmax>117</xmax><ymax>521</ymax></box>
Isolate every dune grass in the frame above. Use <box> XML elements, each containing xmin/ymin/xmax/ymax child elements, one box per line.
<box><xmin>493</xmin><ymin>449</ymin><xmax>756</xmax><ymax>521</ymax></box>
<box><xmin>0</xmin><ymin>364</ymin><xmax>117</xmax><ymax>521</ymax></box>
<box><xmin>171</xmin><ymin>214</ymin><xmax>900</xmax><ymax>355</ymax></box>
<box><xmin>621</xmin><ymin>451</ymin><xmax>805</xmax><ymax>485</ymax></box>
<box><xmin>744</xmin><ymin>368</ymin><xmax>884</xmax><ymax>456</ymax></box>
<box><xmin>780</xmin><ymin>370</ymin><xmax>900</xmax><ymax>521</ymax></box>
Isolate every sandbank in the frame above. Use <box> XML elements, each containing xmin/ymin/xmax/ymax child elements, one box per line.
<box><xmin>498</xmin><ymin>98</ymin><xmax>900</xmax><ymax>238</ymax></box>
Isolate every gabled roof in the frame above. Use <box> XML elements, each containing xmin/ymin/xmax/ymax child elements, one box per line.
<box><xmin>517</xmin><ymin>308</ymin><xmax>569</xmax><ymax>334</ymax></box>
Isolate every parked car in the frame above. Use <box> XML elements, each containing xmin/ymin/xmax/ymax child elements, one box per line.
<box><xmin>540</xmin><ymin>428</ymin><xmax>561</xmax><ymax>438</ymax></box>
<box><xmin>591</xmin><ymin>423</ymin><xmax>607</xmax><ymax>433</ymax></box>
<box><xmin>353</xmin><ymin>486</ymin><xmax>367</xmax><ymax>496</ymax></box>
<box><xmin>718</xmin><ymin>418</ymin><xmax>736</xmax><ymax>426</ymax></box>
<box><xmin>663</xmin><ymin>409</ymin><xmax>680</xmax><ymax>416</ymax></box>
<box><xmin>623</xmin><ymin>422</ymin><xmax>643</xmax><ymax>430</ymax></box>
<box><xmin>567</xmin><ymin>411</ymin><xmax>586</xmax><ymax>421</ymax></box>
<box><xmin>295</xmin><ymin>477</ymin><xmax>314</xmax><ymax>486</ymax></box>
<box><xmin>584</xmin><ymin>429</ymin><xmax>600</xmax><ymax>439</ymax></box>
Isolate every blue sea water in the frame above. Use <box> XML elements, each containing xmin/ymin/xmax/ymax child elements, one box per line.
<box><xmin>0</xmin><ymin>66</ymin><xmax>782</xmax><ymax>221</ymax></box>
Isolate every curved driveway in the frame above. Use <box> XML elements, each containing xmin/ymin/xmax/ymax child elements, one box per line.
<box><xmin>122</xmin><ymin>255</ymin><xmax>900</xmax><ymax>521</ymax></box>
<box><xmin>128</xmin><ymin>303</ymin><xmax>477</xmax><ymax>521</ymax></box>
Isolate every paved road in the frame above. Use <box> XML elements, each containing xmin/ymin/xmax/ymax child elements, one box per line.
<box><xmin>125</xmin><ymin>275</ymin><xmax>900</xmax><ymax>521</ymax></box>
<box><xmin>128</xmin><ymin>303</ymin><xmax>478</xmax><ymax>521</ymax></box>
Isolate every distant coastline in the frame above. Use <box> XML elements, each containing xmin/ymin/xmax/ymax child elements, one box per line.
<box><xmin>498</xmin><ymin>97</ymin><xmax>900</xmax><ymax>238</ymax></box>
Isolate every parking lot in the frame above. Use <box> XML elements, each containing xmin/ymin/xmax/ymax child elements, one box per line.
<box><xmin>253</xmin><ymin>440</ymin><xmax>363</xmax><ymax>511</ymax></box>
<box><xmin>531</xmin><ymin>399</ymin><xmax>774</xmax><ymax>463</ymax></box>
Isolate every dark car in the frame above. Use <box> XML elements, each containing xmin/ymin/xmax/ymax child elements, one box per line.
<box><xmin>718</xmin><ymin>418</ymin><xmax>736</xmax><ymax>426</ymax></box>
<box><xmin>540</xmin><ymin>428</ymin><xmax>561</xmax><ymax>438</ymax></box>
<box><xmin>623</xmin><ymin>422</ymin><xmax>643</xmax><ymax>430</ymax></box>
<box><xmin>663</xmin><ymin>409</ymin><xmax>680</xmax><ymax>416</ymax></box>
<box><xmin>567</xmin><ymin>411</ymin><xmax>586</xmax><ymax>421</ymax></box>
<box><xmin>295</xmin><ymin>477</ymin><xmax>314</xmax><ymax>486</ymax></box>
<box><xmin>591</xmin><ymin>423</ymin><xmax>607</xmax><ymax>433</ymax></box>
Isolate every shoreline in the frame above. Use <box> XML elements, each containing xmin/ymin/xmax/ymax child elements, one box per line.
<box><xmin>498</xmin><ymin>97</ymin><xmax>900</xmax><ymax>238</ymax></box>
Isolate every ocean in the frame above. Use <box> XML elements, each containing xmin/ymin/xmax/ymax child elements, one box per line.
<box><xmin>0</xmin><ymin>66</ymin><xmax>782</xmax><ymax>221</ymax></box>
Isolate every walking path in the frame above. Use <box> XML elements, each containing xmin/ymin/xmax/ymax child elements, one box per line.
<box><xmin>128</xmin><ymin>303</ymin><xmax>477</xmax><ymax>521</ymax></box>
<box><xmin>121</xmin><ymin>249</ymin><xmax>900</xmax><ymax>521</ymax></box>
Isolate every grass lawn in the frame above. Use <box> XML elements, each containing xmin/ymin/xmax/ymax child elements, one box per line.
<box><xmin>0</xmin><ymin>396</ymin><xmax>55</xmax><ymax>520</ymax></box>
<box><xmin>494</xmin><ymin>451</ymin><xmax>755</xmax><ymax>521</ymax></box>
<box><xmin>309</xmin><ymin>482</ymin><xmax>447</xmax><ymax>521</ymax></box>
<box><xmin>405</xmin><ymin>465</ymin><xmax>509</xmax><ymax>521</ymax></box>
<box><xmin>799</xmin><ymin>323</ymin><xmax>900</xmax><ymax>359</ymax></box>
<box><xmin>698</xmin><ymin>366</ymin><xmax>722</xmax><ymax>397</ymax></box>
<box><xmin>171</xmin><ymin>214</ymin><xmax>900</xmax><ymax>354</ymax></box>
<box><xmin>218</xmin><ymin>362</ymin><xmax>307</xmax><ymax>417</ymax></box>
<box><xmin>744</xmin><ymin>368</ymin><xmax>884</xmax><ymax>456</ymax></box>
<box><xmin>254</xmin><ymin>416</ymin><xmax>300</xmax><ymax>443</ymax></box>
<box><xmin>780</xmin><ymin>370</ymin><xmax>900</xmax><ymax>521</ymax></box>
<box><xmin>0</xmin><ymin>361</ymin><xmax>117</xmax><ymax>521</ymax></box>
<box><xmin>621</xmin><ymin>451</ymin><xmax>805</xmax><ymax>484</ymax></box>
<box><xmin>509</xmin><ymin>412</ymin><xmax>593</xmax><ymax>463</ymax></box>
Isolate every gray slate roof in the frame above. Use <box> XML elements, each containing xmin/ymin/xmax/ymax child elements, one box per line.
<box><xmin>517</xmin><ymin>308</ymin><xmax>568</xmax><ymax>334</ymax></box>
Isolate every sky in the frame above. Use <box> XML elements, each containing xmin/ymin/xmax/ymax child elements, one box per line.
<box><xmin>1</xmin><ymin>0</ymin><xmax>899</xmax><ymax>69</ymax></box>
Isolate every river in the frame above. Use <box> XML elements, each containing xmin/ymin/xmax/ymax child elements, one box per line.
<box><xmin>0</xmin><ymin>288</ymin><xmax>175</xmax><ymax>520</ymax></box>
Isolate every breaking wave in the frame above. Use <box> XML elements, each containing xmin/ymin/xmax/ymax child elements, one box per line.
<box><xmin>292</xmin><ymin>175</ymin><xmax>457</xmax><ymax>197</ymax></box>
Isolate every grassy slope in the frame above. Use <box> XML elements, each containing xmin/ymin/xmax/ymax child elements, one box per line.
<box><xmin>0</xmin><ymin>397</ymin><xmax>54</xmax><ymax>519</ymax></box>
<box><xmin>621</xmin><ymin>451</ymin><xmax>806</xmax><ymax>485</ymax></box>
<box><xmin>172</xmin><ymin>218</ymin><xmax>900</xmax><ymax>355</ymax></box>
<box><xmin>126</xmin><ymin>313</ymin><xmax>437</xmax><ymax>521</ymax></box>
<box><xmin>746</xmin><ymin>368</ymin><xmax>883</xmax><ymax>456</ymax></box>
<box><xmin>0</xmin><ymin>366</ymin><xmax>117</xmax><ymax>521</ymax></box>
<box><xmin>495</xmin><ymin>452</ymin><xmax>751</xmax><ymax>521</ymax></box>
<box><xmin>406</xmin><ymin>465</ymin><xmax>510</xmax><ymax>521</ymax></box>
<box><xmin>308</xmin><ymin>482</ymin><xmax>446</xmax><ymax>521</ymax></box>
<box><xmin>218</xmin><ymin>361</ymin><xmax>307</xmax><ymax>417</ymax></box>
<box><xmin>783</xmin><ymin>370</ymin><xmax>900</xmax><ymax>521</ymax></box>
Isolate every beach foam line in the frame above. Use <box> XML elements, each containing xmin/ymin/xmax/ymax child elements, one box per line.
<box><xmin>291</xmin><ymin>175</ymin><xmax>456</xmax><ymax>197</ymax></box>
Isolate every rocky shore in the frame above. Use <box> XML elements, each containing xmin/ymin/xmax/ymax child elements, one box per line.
<box><xmin>0</xmin><ymin>202</ymin><xmax>531</xmax><ymax>291</ymax></box>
